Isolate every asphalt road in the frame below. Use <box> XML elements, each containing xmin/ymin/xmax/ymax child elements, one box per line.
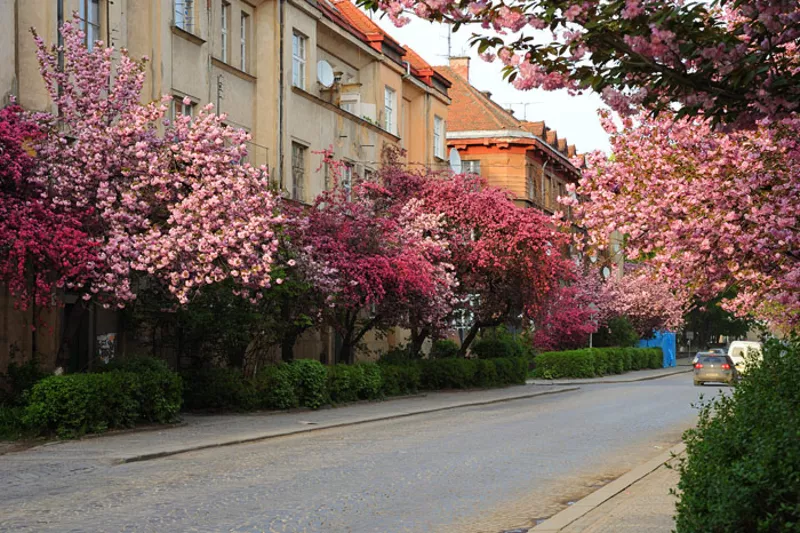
<box><xmin>0</xmin><ymin>374</ymin><xmax>723</xmax><ymax>533</ymax></box>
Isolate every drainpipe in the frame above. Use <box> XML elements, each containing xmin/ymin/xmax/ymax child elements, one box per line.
<box><xmin>540</xmin><ymin>158</ymin><xmax>549</xmax><ymax>206</ymax></box>
<box><xmin>278</xmin><ymin>0</ymin><xmax>286</xmax><ymax>191</ymax></box>
<box><xmin>402</xmin><ymin>61</ymin><xmax>411</xmax><ymax>79</ymax></box>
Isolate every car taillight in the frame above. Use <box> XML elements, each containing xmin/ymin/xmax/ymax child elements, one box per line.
<box><xmin>721</xmin><ymin>363</ymin><xmax>731</xmax><ymax>370</ymax></box>
<box><xmin>694</xmin><ymin>363</ymin><xmax>703</xmax><ymax>369</ymax></box>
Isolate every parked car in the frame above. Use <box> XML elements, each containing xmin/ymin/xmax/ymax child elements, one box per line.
<box><xmin>694</xmin><ymin>355</ymin><xmax>739</xmax><ymax>386</ymax></box>
<box><xmin>707</xmin><ymin>348</ymin><xmax>726</xmax><ymax>355</ymax></box>
<box><xmin>728</xmin><ymin>341</ymin><xmax>762</xmax><ymax>374</ymax></box>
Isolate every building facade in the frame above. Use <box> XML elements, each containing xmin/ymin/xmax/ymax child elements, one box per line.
<box><xmin>0</xmin><ymin>0</ymin><xmax>449</xmax><ymax>370</ymax></box>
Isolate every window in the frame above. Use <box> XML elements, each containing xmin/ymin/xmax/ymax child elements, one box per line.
<box><xmin>384</xmin><ymin>86</ymin><xmax>396</xmax><ymax>134</ymax></box>
<box><xmin>291</xmin><ymin>143</ymin><xmax>306</xmax><ymax>202</ymax></box>
<box><xmin>463</xmin><ymin>160</ymin><xmax>480</xmax><ymax>175</ymax></box>
<box><xmin>240</xmin><ymin>12</ymin><xmax>250</xmax><ymax>72</ymax></box>
<box><xmin>79</xmin><ymin>0</ymin><xmax>100</xmax><ymax>50</ymax></box>
<box><xmin>433</xmin><ymin>115</ymin><xmax>445</xmax><ymax>159</ymax></box>
<box><xmin>221</xmin><ymin>2</ymin><xmax>229</xmax><ymax>63</ymax></box>
<box><xmin>171</xmin><ymin>96</ymin><xmax>195</xmax><ymax>119</ymax></box>
<box><xmin>174</xmin><ymin>0</ymin><xmax>194</xmax><ymax>33</ymax></box>
<box><xmin>292</xmin><ymin>32</ymin><xmax>307</xmax><ymax>89</ymax></box>
<box><xmin>343</xmin><ymin>163</ymin><xmax>354</xmax><ymax>200</ymax></box>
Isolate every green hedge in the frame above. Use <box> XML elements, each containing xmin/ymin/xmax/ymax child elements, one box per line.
<box><xmin>675</xmin><ymin>339</ymin><xmax>800</xmax><ymax>532</ymax></box>
<box><xmin>533</xmin><ymin>347</ymin><xmax>662</xmax><ymax>379</ymax></box>
<box><xmin>183</xmin><ymin>356</ymin><xmax>528</xmax><ymax>412</ymax></box>
<box><xmin>23</xmin><ymin>362</ymin><xmax>182</xmax><ymax>438</ymax></box>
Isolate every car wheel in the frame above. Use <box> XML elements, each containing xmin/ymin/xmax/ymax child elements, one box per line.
<box><xmin>694</xmin><ymin>381</ymin><xmax>703</xmax><ymax>387</ymax></box>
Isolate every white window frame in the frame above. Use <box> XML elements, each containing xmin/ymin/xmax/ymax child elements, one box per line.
<box><xmin>433</xmin><ymin>115</ymin><xmax>445</xmax><ymax>159</ymax></box>
<box><xmin>291</xmin><ymin>142</ymin><xmax>306</xmax><ymax>202</ymax></box>
<box><xmin>384</xmin><ymin>86</ymin><xmax>396</xmax><ymax>134</ymax></box>
<box><xmin>221</xmin><ymin>2</ymin><xmax>229</xmax><ymax>63</ymax></box>
<box><xmin>292</xmin><ymin>32</ymin><xmax>307</xmax><ymax>89</ymax></box>
<box><xmin>174</xmin><ymin>0</ymin><xmax>194</xmax><ymax>33</ymax></box>
<box><xmin>240</xmin><ymin>12</ymin><xmax>249</xmax><ymax>72</ymax></box>
<box><xmin>171</xmin><ymin>96</ymin><xmax>195</xmax><ymax>119</ymax></box>
<box><xmin>79</xmin><ymin>0</ymin><xmax>101</xmax><ymax>50</ymax></box>
<box><xmin>343</xmin><ymin>162</ymin><xmax>354</xmax><ymax>200</ymax></box>
<box><xmin>463</xmin><ymin>160</ymin><xmax>480</xmax><ymax>175</ymax></box>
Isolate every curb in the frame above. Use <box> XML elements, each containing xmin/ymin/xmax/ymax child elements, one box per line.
<box><xmin>117</xmin><ymin>386</ymin><xmax>580</xmax><ymax>464</ymax></box>
<box><xmin>530</xmin><ymin>441</ymin><xmax>686</xmax><ymax>532</ymax></box>
<box><xmin>527</xmin><ymin>367</ymin><xmax>692</xmax><ymax>386</ymax></box>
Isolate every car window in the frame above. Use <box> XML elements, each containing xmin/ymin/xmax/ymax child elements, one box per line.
<box><xmin>699</xmin><ymin>356</ymin><xmax>728</xmax><ymax>364</ymax></box>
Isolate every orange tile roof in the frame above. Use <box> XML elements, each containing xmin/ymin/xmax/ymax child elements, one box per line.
<box><xmin>434</xmin><ymin>65</ymin><xmax>521</xmax><ymax>132</ymax></box>
<box><xmin>557</xmin><ymin>138</ymin><xmax>567</xmax><ymax>153</ymax></box>
<box><xmin>330</xmin><ymin>0</ymin><xmax>403</xmax><ymax>53</ymax></box>
<box><xmin>521</xmin><ymin>120</ymin><xmax>545</xmax><ymax>136</ymax></box>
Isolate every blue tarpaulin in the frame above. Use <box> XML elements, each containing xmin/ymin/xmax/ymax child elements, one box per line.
<box><xmin>638</xmin><ymin>331</ymin><xmax>677</xmax><ymax>368</ymax></box>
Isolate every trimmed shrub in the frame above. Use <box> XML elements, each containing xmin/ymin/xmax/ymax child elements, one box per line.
<box><xmin>379</xmin><ymin>364</ymin><xmax>421</xmax><ymax>396</ymax></box>
<box><xmin>593</xmin><ymin>316</ymin><xmax>640</xmax><ymax>348</ymax></box>
<box><xmin>2</xmin><ymin>356</ymin><xmax>48</xmax><ymax>406</ymax></box>
<box><xmin>474</xmin><ymin>359</ymin><xmax>499</xmax><ymax>387</ymax></box>
<box><xmin>533</xmin><ymin>347</ymin><xmax>662</xmax><ymax>379</ymax></box>
<box><xmin>378</xmin><ymin>345</ymin><xmax>416</xmax><ymax>364</ymax></box>
<box><xmin>534</xmin><ymin>350</ymin><xmax>595</xmax><ymax>379</ymax></box>
<box><xmin>23</xmin><ymin>369</ymin><xmax>181</xmax><ymax>438</ymax></box>
<box><xmin>181</xmin><ymin>367</ymin><xmax>258</xmax><ymax>411</ymax></box>
<box><xmin>675</xmin><ymin>339</ymin><xmax>800</xmax><ymax>532</ymax></box>
<box><xmin>471</xmin><ymin>329</ymin><xmax>531</xmax><ymax>359</ymax></box>
<box><xmin>357</xmin><ymin>363</ymin><xmax>382</xmax><ymax>400</ymax></box>
<box><xmin>328</xmin><ymin>364</ymin><xmax>364</xmax><ymax>404</ymax></box>
<box><xmin>429</xmin><ymin>339</ymin><xmax>460</xmax><ymax>359</ymax></box>
<box><xmin>290</xmin><ymin>359</ymin><xmax>328</xmax><ymax>409</ymax></box>
<box><xmin>255</xmin><ymin>364</ymin><xmax>299</xmax><ymax>410</ymax></box>
<box><xmin>96</xmin><ymin>358</ymin><xmax>182</xmax><ymax>423</ymax></box>
<box><xmin>419</xmin><ymin>358</ymin><xmax>477</xmax><ymax>389</ymax></box>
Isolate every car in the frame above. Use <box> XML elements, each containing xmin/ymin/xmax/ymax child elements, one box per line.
<box><xmin>694</xmin><ymin>355</ymin><xmax>739</xmax><ymax>386</ymax></box>
<box><xmin>728</xmin><ymin>341</ymin><xmax>762</xmax><ymax>374</ymax></box>
<box><xmin>691</xmin><ymin>350</ymin><xmax>712</xmax><ymax>364</ymax></box>
<box><xmin>707</xmin><ymin>348</ymin><xmax>726</xmax><ymax>355</ymax></box>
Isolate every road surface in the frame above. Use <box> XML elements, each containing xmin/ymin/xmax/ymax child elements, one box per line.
<box><xmin>0</xmin><ymin>373</ymin><xmax>723</xmax><ymax>533</ymax></box>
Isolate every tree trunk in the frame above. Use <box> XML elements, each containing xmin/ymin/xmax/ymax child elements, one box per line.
<box><xmin>458</xmin><ymin>323</ymin><xmax>481</xmax><ymax>357</ymax></box>
<box><xmin>409</xmin><ymin>326</ymin><xmax>429</xmax><ymax>358</ymax></box>
<box><xmin>242</xmin><ymin>332</ymin><xmax>271</xmax><ymax>379</ymax></box>
<box><xmin>55</xmin><ymin>303</ymin><xmax>87</xmax><ymax>371</ymax></box>
<box><xmin>280</xmin><ymin>334</ymin><xmax>296</xmax><ymax>363</ymax></box>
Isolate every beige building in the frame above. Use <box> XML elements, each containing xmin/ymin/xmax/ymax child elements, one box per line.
<box><xmin>0</xmin><ymin>0</ymin><xmax>449</xmax><ymax>370</ymax></box>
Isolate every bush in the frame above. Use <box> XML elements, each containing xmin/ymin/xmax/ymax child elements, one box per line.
<box><xmin>533</xmin><ymin>347</ymin><xmax>663</xmax><ymax>379</ymax></box>
<box><xmin>289</xmin><ymin>359</ymin><xmax>328</xmax><ymax>409</ymax></box>
<box><xmin>379</xmin><ymin>345</ymin><xmax>416</xmax><ymax>365</ymax></box>
<box><xmin>419</xmin><ymin>358</ymin><xmax>478</xmax><ymax>389</ymax></box>
<box><xmin>181</xmin><ymin>367</ymin><xmax>258</xmax><ymax>411</ymax></box>
<box><xmin>2</xmin><ymin>356</ymin><xmax>48</xmax><ymax>406</ymax></box>
<box><xmin>358</xmin><ymin>363</ymin><xmax>383</xmax><ymax>400</ymax></box>
<box><xmin>379</xmin><ymin>364</ymin><xmax>421</xmax><ymax>396</ymax></box>
<box><xmin>471</xmin><ymin>328</ymin><xmax>531</xmax><ymax>359</ymax></box>
<box><xmin>0</xmin><ymin>405</ymin><xmax>27</xmax><ymax>440</ymax></box>
<box><xmin>255</xmin><ymin>364</ymin><xmax>298</xmax><ymax>410</ymax></box>
<box><xmin>97</xmin><ymin>357</ymin><xmax>182</xmax><ymax>423</ymax></box>
<box><xmin>675</xmin><ymin>339</ymin><xmax>800</xmax><ymax>532</ymax></box>
<box><xmin>429</xmin><ymin>339</ymin><xmax>460</xmax><ymax>359</ymax></box>
<box><xmin>593</xmin><ymin>316</ymin><xmax>640</xmax><ymax>348</ymax></box>
<box><xmin>534</xmin><ymin>349</ymin><xmax>596</xmax><ymax>379</ymax></box>
<box><xmin>328</xmin><ymin>364</ymin><xmax>364</xmax><ymax>404</ymax></box>
<box><xmin>23</xmin><ymin>368</ymin><xmax>181</xmax><ymax>438</ymax></box>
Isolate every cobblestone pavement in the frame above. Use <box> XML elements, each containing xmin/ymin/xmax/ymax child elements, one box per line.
<box><xmin>0</xmin><ymin>374</ymin><xmax>721</xmax><ymax>533</ymax></box>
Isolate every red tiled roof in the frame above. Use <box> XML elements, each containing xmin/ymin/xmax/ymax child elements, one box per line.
<box><xmin>521</xmin><ymin>121</ymin><xmax>545</xmax><ymax>136</ymax></box>
<box><xmin>434</xmin><ymin>65</ymin><xmax>521</xmax><ymax>132</ymax></box>
<box><xmin>330</xmin><ymin>0</ymin><xmax>403</xmax><ymax>53</ymax></box>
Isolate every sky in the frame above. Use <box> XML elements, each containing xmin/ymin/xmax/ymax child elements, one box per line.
<box><xmin>369</xmin><ymin>14</ymin><xmax>612</xmax><ymax>154</ymax></box>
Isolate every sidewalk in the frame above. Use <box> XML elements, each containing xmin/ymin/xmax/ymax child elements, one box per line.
<box><xmin>527</xmin><ymin>364</ymin><xmax>691</xmax><ymax>386</ymax></box>
<box><xmin>532</xmin><ymin>444</ymin><xmax>684</xmax><ymax>533</ymax></box>
<box><xmin>2</xmin><ymin>384</ymin><xmax>577</xmax><ymax>464</ymax></box>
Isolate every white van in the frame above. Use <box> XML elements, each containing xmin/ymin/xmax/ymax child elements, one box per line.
<box><xmin>728</xmin><ymin>341</ymin><xmax>762</xmax><ymax>374</ymax></box>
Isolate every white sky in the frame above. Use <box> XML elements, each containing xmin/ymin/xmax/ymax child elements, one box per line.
<box><xmin>370</xmin><ymin>14</ymin><xmax>611</xmax><ymax>154</ymax></box>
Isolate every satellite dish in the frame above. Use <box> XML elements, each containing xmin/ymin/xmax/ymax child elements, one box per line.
<box><xmin>449</xmin><ymin>148</ymin><xmax>462</xmax><ymax>173</ymax></box>
<box><xmin>317</xmin><ymin>60</ymin><xmax>335</xmax><ymax>88</ymax></box>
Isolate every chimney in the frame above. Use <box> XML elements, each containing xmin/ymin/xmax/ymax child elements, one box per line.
<box><xmin>449</xmin><ymin>56</ymin><xmax>470</xmax><ymax>81</ymax></box>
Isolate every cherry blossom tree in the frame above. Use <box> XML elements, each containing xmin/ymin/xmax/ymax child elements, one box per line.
<box><xmin>379</xmin><ymin>161</ymin><xmax>573</xmax><ymax>355</ymax></box>
<box><xmin>361</xmin><ymin>0</ymin><xmax>800</xmax><ymax>126</ymax></box>
<box><xmin>566</xmin><ymin>112</ymin><xmax>800</xmax><ymax>329</ymax></box>
<box><xmin>0</xmin><ymin>105</ymin><xmax>99</xmax><ymax>313</ymax></box>
<box><xmin>29</xmin><ymin>21</ymin><xmax>283</xmax><ymax>309</ymax></box>
<box><xmin>303</xmin><ymin>165</ymin><xmax>455</xmax><ymax>363</ymax></box>
<box><xmin>531</xmin><ymin>269</ymin><xmax>600</xmax><ymax>351</ymax></box>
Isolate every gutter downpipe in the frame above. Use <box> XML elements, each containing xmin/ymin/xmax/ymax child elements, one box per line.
<box><xmin>278</xmin><ymin>0</ymin><xmax>286</xmax><ymax>191</ymax></box>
